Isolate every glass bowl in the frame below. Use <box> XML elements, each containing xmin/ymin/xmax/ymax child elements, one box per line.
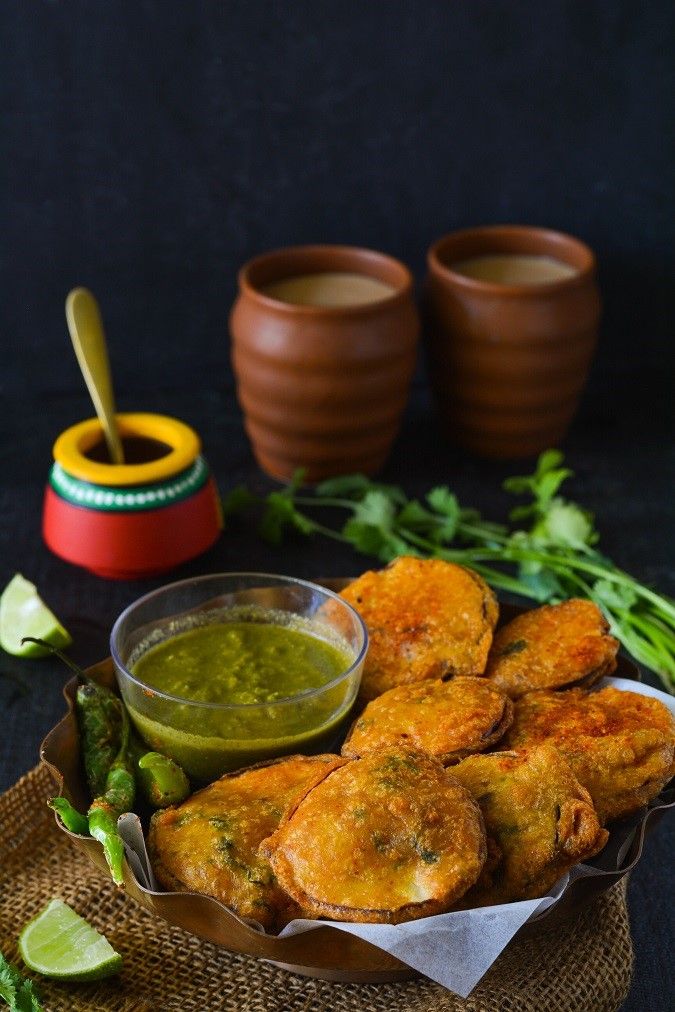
<box><xmin>110</xmin><ymin>573</ymin><xmax>368</xmax><ymax>781</ymax></box>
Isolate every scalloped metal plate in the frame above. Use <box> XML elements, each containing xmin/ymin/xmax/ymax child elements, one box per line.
<box><xmin>39</xmin><ymin>590</ymin><xmax>674</xmax><ymax>982</ymax></box>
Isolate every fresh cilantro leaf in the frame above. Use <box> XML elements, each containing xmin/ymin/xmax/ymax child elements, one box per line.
<box><xmin>501</xmin><ymin>475</ymin><xmax>533</xmax><ymax>496</ymax></box>
<box><xmin>394</xmin><ymin>498</ymin><xmax>459</xmax><ymax>545</ymax></box>
<box><xmin>0</xmin><ymin>954</ymin><xmax>43</xmax><ymax>1011</ymax></box>
<box><xmin>341</xmin><ymin>492</ymin><xmax>412</xmax><ymax>560</ymax></box>
<box><xmin>286</xmin><ymin>469</ymin><xmax>307</xmax><ymax>494</ymax></box>
<box><xmin>0</xmin><ymin>961</ymin><xmax>18</xmax><ymax>1006</ymax></box>
<box><xmin>15</xmin><ymin>980</ymin><xmax>42</xmax><ymax>1012</ymax></box>
<box><xmin>531</xmin><ymin>500</ymin><xmax>598</xmax><ymax>550</ymax></box>
<box><xmin>508</xmin><ymin>502</ymin><xmax>539</xmax><ymax>521</ymax></box>
<box><xmin>425</xmin><ymin>489</ymin><xmax>460</xmax><ymax>541</ymax></box>
<box><xmin>220</xmin><ymin>485</ymin><xmax>257</xmax><ymax>518</ymax></box>
<box><xmin>351</xmin><ymin>491</ymin><xmax>398</xmax><ymax>528</ymax></box>
<box><xmin>397</xmin><ymin>500</ymin><xmax>438</xmax><ymax>531</ymax></box>
<box><xmin>315</xmin><ymin>473</ymin><xmax>372</xmax><ymax>498</ymax></box>
<box><xmin>342</xmin><ymin>519</ymin><xmax>410</xmax><ymax>561</ymax></box>
<box><xmin>516</xmin><ymin>568</ymin><xmax>566</xmax><ymax>602</ymax></box>
<box><xmin>426</xmin><ymin>486</ymin><xmax>460</xmax><ymax>520</ymax></box>
<box><xmin>592</xmin><ymin>579</ymin><xmax>638</xmax><ymax>611</ymax></box>
<box><xmin>259</xmin><ymin>491</ymin><xmax>315</xmax><ymax>544</ymax></box>
<box><xmin>537</xmin><ymin>448</ymin><xmax>566</xmax><ymax>473</ymax></box>
<box><xmin>316</xmin><ymin>474</ymin><xmax>407</xmax><ymax>505</ymax></box>
<box><xmin>504</xmin><ymin>450</ymin><xmax>573</xmax><ymax>519</ymax></box>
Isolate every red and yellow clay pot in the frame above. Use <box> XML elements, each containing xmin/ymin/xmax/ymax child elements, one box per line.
<box><xmin>42</xmin><ymin>414</ymin><xmax>222</xmax><ymax>579</ymax></box>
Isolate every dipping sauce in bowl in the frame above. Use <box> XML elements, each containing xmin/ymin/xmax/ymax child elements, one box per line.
<box><xmin>111</xmin><ymin>575</ymin><xmax>367</xmax><ymax>781</ymax></box>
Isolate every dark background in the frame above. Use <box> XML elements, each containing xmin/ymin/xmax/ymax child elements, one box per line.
<box><xmin>1</xmin><ymin>2</ymin><xmax>673</xmax><ymax>1010</ymax></box>
<box><xmin>2</xmin><ymin>1</ymin><xmax>673</xmax><ymax>397</ymax></box>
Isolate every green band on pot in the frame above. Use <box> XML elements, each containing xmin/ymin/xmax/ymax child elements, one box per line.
<box><xmin>49</xmin><ymin>456</ymin><xmax>210</xmax><ymax>512</ymax></box>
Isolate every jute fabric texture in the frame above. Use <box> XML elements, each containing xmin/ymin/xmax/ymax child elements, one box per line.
<box><xmin>0</xmin><ymin>764</ymin><xmax>633</xmax><ymax>1012</ymax></box>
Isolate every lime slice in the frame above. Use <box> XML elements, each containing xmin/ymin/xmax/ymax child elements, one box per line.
<box><xmin>19</xmin><ymin>899</ymin><xmax>122</xmax><ymax>981</ymax></box>
<box><xmin>0</xmin><ymin>574</ymin><xmax>72</xmax><ymax>657</ymax></box>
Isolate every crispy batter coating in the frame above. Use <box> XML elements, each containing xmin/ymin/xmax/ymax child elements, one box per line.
<box><xmin>342</xmin><ymin>676</ymin><xmax>513</xmax><ymax>764</ymax></box>
<box><xmin>503</xmin><ymin>687</ymin><xmax>675</xmax><ymax>823</ymax></box>
<box><xmin>452</xmin><ymin>745</ymin><xmax>608</xmax><ymax>906</ymax></box>
<box><xmin>340</xmin><ymin>556</ymin><xmax>499</xmax><ymax>702</ymax></box>
<box><xmin>260</xmin><ymin>747</ymin><xmax>486</xmax><ymax>923</ymax></box>
<box><xmin>485</xmin><ymin>599</ymin><xmax>619</xmax><ymax>698</ymax></box>
<box><xmin>148</xmin><ymin>754</ymin><xmax>346</xmax><ymax>930</ymax></box>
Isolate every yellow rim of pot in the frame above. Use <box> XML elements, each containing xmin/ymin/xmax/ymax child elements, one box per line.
<box><xmin>52</xmin><ymin>413</ymin><xmax>201</xmax><ymax>486</ymax></box>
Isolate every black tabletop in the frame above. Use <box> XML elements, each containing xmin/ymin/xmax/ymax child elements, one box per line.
<box><xmin>0</xmin><ymin>358</ymin><xmax>672</xmax><ymax>1011</ymax></box>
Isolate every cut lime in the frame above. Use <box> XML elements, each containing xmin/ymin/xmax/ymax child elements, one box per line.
<box><xmin>18</xmin><ymin>899</ymin><xmax>122</xmax><ymax>981</ymax></box>
<box><xmin>0</xmin><ymin>574</ymin><xmax>72</xmax><ymax>657</ymax></box>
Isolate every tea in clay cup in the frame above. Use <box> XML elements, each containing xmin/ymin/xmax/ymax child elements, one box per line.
<box><xmin>230</xmin><ymin>245</ymin><xmax>420</xmax><ymax>482</ymax></box>
<box><xmin>426</xmin><ymin>226</ymin><xmax>601</xmax><ymax>458</ymax></box>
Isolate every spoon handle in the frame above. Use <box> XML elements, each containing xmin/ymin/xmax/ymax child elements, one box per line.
<box><xmin>66</xmin><ymin>288</ymin><xmax>125</xmax><ymax>465</ymax></box>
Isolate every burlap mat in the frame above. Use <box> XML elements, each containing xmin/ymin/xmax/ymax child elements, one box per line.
<box><xmin>0</xmin><ymin>765</ymin><xmax>633</xmax><ymax>1012</ymax></box>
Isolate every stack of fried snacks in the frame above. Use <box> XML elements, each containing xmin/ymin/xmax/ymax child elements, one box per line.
<box><xmin>148</xmin><ymin>557</ymin><xmax>675</xmax><ymax>929</ymax></box>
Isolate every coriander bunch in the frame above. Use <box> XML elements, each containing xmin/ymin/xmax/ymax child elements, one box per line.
<box><xmin>224</xmin><ymin>451</ymin><xmax>675</xmax><ymax>693</ymax></box>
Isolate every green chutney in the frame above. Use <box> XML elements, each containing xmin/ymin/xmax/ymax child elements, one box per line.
<box><xmin>125</xmin><ymin>608</ymin><xmax>360</xmax><ymax>779</ymax></box>
<box><xmin>132</xmin><ymin>620</ymin><xmax>351</xmax><ymax>705</ymax></box>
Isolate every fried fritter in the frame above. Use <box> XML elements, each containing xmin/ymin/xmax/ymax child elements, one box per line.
<box><xmin>260</xmin><ymin>747</ymin><xmax>486</xmax><ymax>923</ymax></box>
<box><xmin>452</xmin><ymin>745</ymin><xmax>608</xmax><ymax>907</ymax></box>
<box><xmin>339</xmin><ymin>556</ymin><xmax>498</xmax><ymax>702</ymax></box>
<box><xmin>485</xmin><ymin>598</ymin><xmax>619</xmax><ymax>698</ymax></box>
<box><xmin>503</xmin><ymin>686</ymin><xmax>675</xmax><ymax>823</ymax></box>
<box><xmin>148</xmin><ymin>753</ymin><xmax>346</xmax><ymax>930</ymax></box>
<box><xmin>342</xmin><ymin>676</ymin><xmax>513</xmax><ymax>764</ymax></box>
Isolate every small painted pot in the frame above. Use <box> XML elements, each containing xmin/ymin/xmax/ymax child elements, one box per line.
<box><xmin>42</xmin><ymin>413</ymin><xmax>222</xmax><ymax>579</ymax></box>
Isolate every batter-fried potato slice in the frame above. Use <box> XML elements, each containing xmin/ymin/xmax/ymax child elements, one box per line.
<box><xmin>260</xmin><ymin>747</ymin><xmax>486</xmax><ymax>923</ymax></box>
<box><xmin>503</xmin><ymin>687</ymin><xmax>675</xmax><ymax>823</ymax></box>
<box><xmin>342</xmin><ymin>676</ymin><xmax>513</xmax><ymax>764</ymax></box>
<box><xmin>485</xmin><ymin>599</ymin><xmax>619</xmax><ymax>698</ymax></box>
<box><xmin>148</xmin><ymin>753</ymin><xmax>346</xmax><ymax>930</ymax></box>
<box><xmin>340</xmin><ymin>556</ymin><xmax>499</xmax><ymax>702</ymax></box>
<box><xmin>452</xmin><ymin>745</ymin><xmax>608</xmax><ymax>907</ymax></box>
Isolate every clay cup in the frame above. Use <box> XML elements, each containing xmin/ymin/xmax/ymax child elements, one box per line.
<box><xmin>426</xmin><ymin>226</ymin><xmax>601</xmax><ymax>458</ymax></box>
<box><xmin>230</xmin><ymin>245</ymin><xmax>419</xmax><ymax>482</ymax></box>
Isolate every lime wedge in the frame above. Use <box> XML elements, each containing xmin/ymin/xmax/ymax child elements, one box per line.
<box><xmin>18</xmin><ymin>899</ymin><xmax>122</xmax><ymax>981</ymax></box>
<box><xmin>0</xmin><ymin>574</ymin><xmax>72</xmax><ymax>657</ymax></box>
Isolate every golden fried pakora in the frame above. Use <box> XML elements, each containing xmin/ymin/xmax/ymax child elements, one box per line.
<box><xmin>485</xmin><ymin>598</ymin><xmax>619</xmax><ymax>698</ymax></box>
<box><xmin>503</xmin><ymin>686</ymin><xmax>675</xmax><ymax>823</ymax></box>
<box><xmin>339</xmin><ymin>556</ymin><xmax>498</xmax><ymax>702</ymax></box>
<box><xmin>260</xmin><ymin>747</ymin><xmax>486</xmax><ymax>923</ymax></box>
<box><xmin>342</xmin><ymin>676</ymin><xmax>513</xmax><ymax>764</ymax></box>
<box><xmin>452</xmin><ymin>744</ymin><xmax>608</xmax><ymax>907</ymax></box>
<box><xmin>148</xmin><ymin>753</ymin><xmax>346</xmax><ymax>930</ymax></box>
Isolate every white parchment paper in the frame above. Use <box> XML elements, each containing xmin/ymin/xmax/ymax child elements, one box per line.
<box><xmin>119</xmin><ymin>677</ymin><xmax>675</xmax><ymax>997</ymax></box>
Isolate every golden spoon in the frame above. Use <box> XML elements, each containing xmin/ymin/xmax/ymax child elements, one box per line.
<box><xmin>65</xmin><ymin>287</ymin><xmax>125</xmax><ymax>465</ymax></box>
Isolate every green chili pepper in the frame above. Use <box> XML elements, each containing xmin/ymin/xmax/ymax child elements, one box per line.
<box><xmin>23</xmin><ymin>638</ymin><xmax>126</xmax><ymax>806</ymax></box>
<box><xmin>137</xmin><ymin>751</ymin><xmax>190</xmax><ymax>808</ymax></box>
<box><xmin>48</xmin><ymin>796</ymin><xmax>89</xmax><ymax>835</ymax></box>
<box><xmin>88</xmin><ymin>704</ymin><xmax>136</xmax><ymax>886</ymax></box>
<box><xmin>76</xmin><ymin>682</ymin><xmax>123</xmax><ymax>797</ymax></box>
<box><xmin>25</xmin><ymin>638</ymin><xmax>189</xmax><ymax>882</ymax></box>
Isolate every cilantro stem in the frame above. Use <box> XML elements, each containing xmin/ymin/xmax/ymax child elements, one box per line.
<box><xmin>400</xmin><ymin>530</ymin><xmax>533</xmax><ymax>596</ymax></box>
<box><xmin>457</xmin><ymin>521</ymin><xmax>509</xmax><ymax>545</ymax></box>
<box><xmin>307</xmin><ymin>521</ymin><xmax>351</xmax><ymax>544</ymax></box>
<box><xmin>430</xmin><ymin>543</ymin><xmax>675</xmax><ymax>622</ymax></box>
<box><xmin>614</xmin><ymin>609</ymin><xmax>675</xmax><ymax>672</ymax></box>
